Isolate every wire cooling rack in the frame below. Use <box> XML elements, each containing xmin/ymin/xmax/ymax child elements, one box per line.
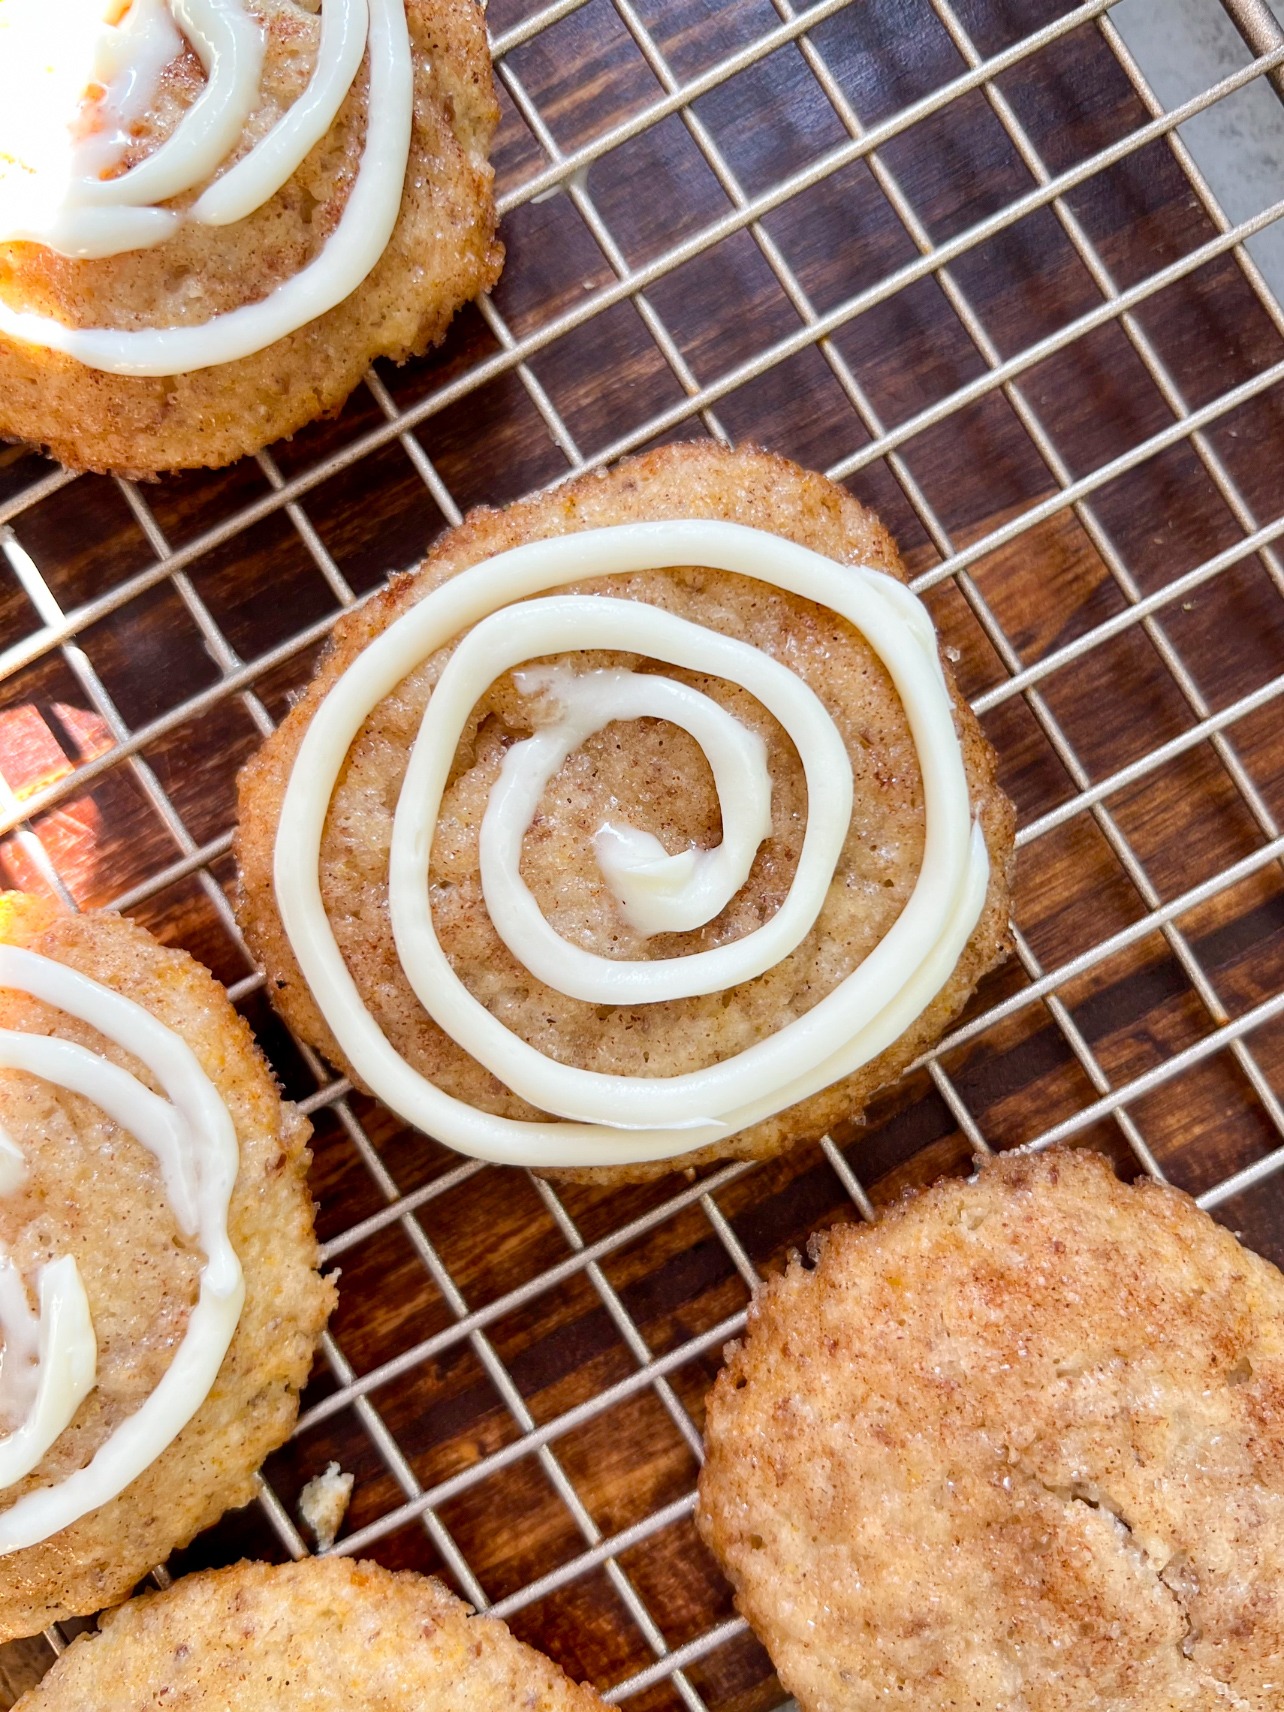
<box><xmin>1</xmin><ymin>0</ymin><xmax>1283</xmax><ymax>1703</ymax></box>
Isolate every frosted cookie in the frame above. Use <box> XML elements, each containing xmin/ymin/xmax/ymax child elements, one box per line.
<box><xmin>697</xmin><ymin>1148</ymin><xmax>1284</xmax><ymax>1712</ymax></box>
<box><xmin>0</xmin><ymin>893</ymin><xmax>334</xmax><ymax>1640</ymax></box>
<box><xmin>12</xmin><ymin>1556</ymin><xmax>608</xmax><ymax>1710</ymax></box>
<box><xmin>0</xmin><ymin>0</ymin><xmax>502</xmax><ymax>477</ymax></box>
<box><xmin>236</xmin><ymin>442</ymin><xmax>1015</xmax><ymax>1183</ymax></box>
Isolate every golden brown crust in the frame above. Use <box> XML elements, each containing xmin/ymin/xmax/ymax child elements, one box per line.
<box><xmin>13</xmin><ymin>1557</ymin><xmax>608</xmax><ymax>1710</ymax></box>
<box><xmin>0</xmin><ymin>894</ymin><xmax>335</xmax><ymax>1640</ymax></box>
<box><xmin>0</xmin><ymin>0</ymin><xmax>502</xmax><ymax>477</ymax></box>
<box><xmin>697</xmin><ymin>1147</ymin><xmax>1284</xmax><ymax>1712</ymax></box>
<box><xmin>235</xmin><ymin>441</ymin><xmax>1015</xmax><ymax>1184</ymax></box>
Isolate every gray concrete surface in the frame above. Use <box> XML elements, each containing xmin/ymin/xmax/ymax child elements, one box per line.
<box><xmin>1111</xmin><ymin>0</ymin><xmax>1284</xmax><ymax>302</ymax></box>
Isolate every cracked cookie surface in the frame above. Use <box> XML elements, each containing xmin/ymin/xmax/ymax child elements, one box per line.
<box><xmin>696</xmin><ymin>1148</ymin><xmax>1284</xmax><ymax>1711</ymax></box>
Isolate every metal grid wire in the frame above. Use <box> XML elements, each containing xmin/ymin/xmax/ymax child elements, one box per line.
<box><xmin>0</xmin><ymin>0</ymin><xmax>1283</xmax><ymax>1703</ymax></box>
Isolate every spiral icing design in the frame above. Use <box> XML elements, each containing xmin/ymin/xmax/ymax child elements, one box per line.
<box><xmin>0</xmin><ymin>947</ymin><xmax>242</xmax><ymax>1552</ymax></box>
<box><xmin>275</xmin><ymin>519</ymin><xmax>991</xmax><ymax>1171</ymax></box>
<box><xmin>0</xmin><ymin>0</ymin><xmax>412</xmax><ymax>374</ymax></box>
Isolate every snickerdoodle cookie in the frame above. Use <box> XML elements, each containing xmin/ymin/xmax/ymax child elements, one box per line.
<box><xmin>237</xmin><ymin>442</ymin><xmax>1014</xmax><ymax>1181</ymax></box>
<box><xmin>698</xmin><ymin>1148</ymin><xmax>1284</xmax><ymax>1711</ymax></box>
<box><xmin>13</xmin><ymin>1557</ymin><xmax>607</xmax><ymax>1711</ymax></box>
<box><xmin>0</xmin><ymin>893</ymin><xmax>333</xmax><ymax>1639</ymax></box>
<box><xmin>0</xmin><ymin>0</ymin><xmax>501</xmax><ymax>476</ymax></box>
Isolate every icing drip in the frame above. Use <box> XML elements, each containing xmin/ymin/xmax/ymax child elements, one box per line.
<box><xmin>77</xmin><ymin>0</ymin><xmax>268</xmax><ymax>221</ymax></box>
<box><xmin>0</xmin><ymin>1258</ymin><xmax>95</xmax><ymax>1495</ymax></box>
<box><xmin>503</xmin><ymin>664</ymin><xmax>775</xmax><ymax>940</ymax></box>
<box><xmin>274</xmin><ymin>519</ymin><xmax>991</xmax><ymax>1170</ymax></box>
<box><xmin>475</xmin><ymin>634</ymin><xmax>849</xmax><ymax>1004</ymax></box>
<box><xmin>0</xmin><ymin>0</ymin><xmax>413</xmax><ymax>374</ymax></box>
<box><xmin>0</xmin><ymin>944</ymin><xmax>243</xmax><ymax>1552</ymax></box>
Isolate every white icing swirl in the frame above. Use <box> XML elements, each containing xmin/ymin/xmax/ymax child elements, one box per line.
<box><xmin>0</xmin><ymin>0</ymin><xmax>413</xmax><ymax>375</ymax></box>
<box><xmin>477</xmin><ymin>634</ymin><xmax>851</xmax><ymax>1004</ymax></box>
<box><xmin>502</xmin><ymin>664</ymin><xmax>775</xmax><ymax>941</ymax></box>
<box><xmin>274</xmin><ymin>519</ymin><xmax>991</xmax><ymax>1170</ymax></box>
<box><xmin>0</xmin><ymin>944</ymin><xmax>243</xmax><ymax>1552</ymax></box>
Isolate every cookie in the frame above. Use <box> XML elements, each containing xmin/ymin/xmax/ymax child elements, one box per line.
<box><xmin>236</xmin><ymin>441</ymin><xmax>1014</xmax><ymax>1181</ymax></box>
<box><xmin>12</xmin><ymin>1556</ymin><xmax>607</xmax><ymax>1710</ymax></box>
<box><xmin>697</xmin><ymin>1148</ymin><xmax>1284</xmax><ymax>1711</ymax></box>
<box><xmin>0</xmin><ymin>0</ymin><xmax>501</xmax><ymax>476</ymax></box>
<box><xmin>0</xmin><ymin>894</ymin><xmax>334</xmax><ymax>1639</ymax></box>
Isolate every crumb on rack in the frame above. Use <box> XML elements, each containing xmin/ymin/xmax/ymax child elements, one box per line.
<box><xmin>299</xmin><ymin>1462</ymin><xmax>354</xmax><ymax>1553</ymax></box>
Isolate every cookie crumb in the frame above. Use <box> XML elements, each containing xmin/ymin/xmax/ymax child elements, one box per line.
<box><xmin>299</xmin><ymin>1463</ymin><xmax>354</xmax><ymax>1552</ymax></box>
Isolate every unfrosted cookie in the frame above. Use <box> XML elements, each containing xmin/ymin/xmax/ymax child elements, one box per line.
<box><xmin>697</xmin><ymin>1148</ymin><xmax>1284</xmax><ymax>1711</ymax></box>
<box><xmin>0</xmin><ymin>0</ymin><xmax>501</xmax><ymax>476</ymax></box>
<box><xmin>12</xmin><ymin>1557</ymin><xmax>608</xmax><ymax>1710</ymax></box>
<box><xmin>236</xmin><ymin>442</ymin><xmax>1015</xmax><ymax>1182</ymax></box>
<box><xmin>0</xmin><ymin>893</ymin><xmax>334</xmax><ymax>1640</ymax></box>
